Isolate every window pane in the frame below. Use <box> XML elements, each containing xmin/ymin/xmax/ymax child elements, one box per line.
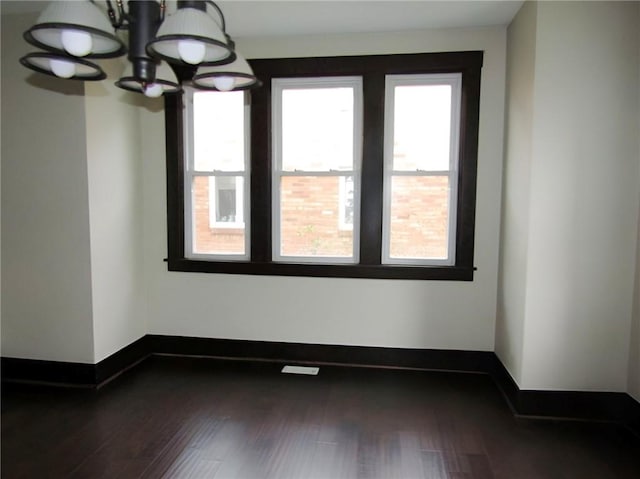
<box><xmin>393</xmin><ymin>85</ymin><xmax>451</xmax><ymax>171</ymax></box>
<box><xmin>192</xmin><ymin>176</ymin><xmax>245</xmax><ymax>255</ymax></box>
<box><xmin>388</xmin><ymin>176</ymin><xmax>450</xmax><ymax>260</ymax></box>
<box><xmin>281</xmin><ymin>87</ymin><xmax>354</xmax><ymax>171</ymax></box>
<box><xmin>210</xmin><ymin>176</ymin><xmax>241</xmax><ymax>225</ymax></box>
<box><xmin>280</xmin><ymin>176</ymin><xmax>353</xmax><ymax>258</ymax></box>
<box><xmin>193</xmin><ymin>91</ymin><xmax>245</xmax><ymax>171</ymax></box>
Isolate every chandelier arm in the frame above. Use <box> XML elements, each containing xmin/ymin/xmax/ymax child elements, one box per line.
<box><xmin>159</xmin><ymin>0</ymin><xmax>167</xmax><ymax>22</ymax></box>
<box><xmin>117</xmin><ymin>0</ymin><xmax>128</xmax><ymax>27</ymax></box>
<box><xmin>105</xmin><ymin>0</ymin><xmax>117</xmax><ymax>27</ymax></box>
<box><xmin>105</xmin><ymin>0</ymin><xmax>126</xmax><ymax>29</ymax></box>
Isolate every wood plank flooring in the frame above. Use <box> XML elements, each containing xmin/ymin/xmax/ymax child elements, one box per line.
<box><xmin>2</xmin><ymin>356</ymin><xmax>639</xmax><ymax>478</ymax></box>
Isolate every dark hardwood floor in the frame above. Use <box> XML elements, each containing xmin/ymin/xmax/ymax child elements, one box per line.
<box><xmin>2</xmin><ymin>356</ymin><xmax>639</xmax><ymax>478</ymax></box>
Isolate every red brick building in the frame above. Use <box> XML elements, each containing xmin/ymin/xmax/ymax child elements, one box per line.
<box><xmin>193</xmin><ymin>175</ymin><xmax>450</xmax><ymax>260</ymax></box>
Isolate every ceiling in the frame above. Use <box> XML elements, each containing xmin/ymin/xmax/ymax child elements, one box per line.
<box><xmin>218</xmin><ymin>1</ymin><xmax>524</xmax><ymax>37</ymax></box>
<box><xmin>1</xmin><ymin>1</ymin><xmax>523</xmax><ymax>37</ymax></box>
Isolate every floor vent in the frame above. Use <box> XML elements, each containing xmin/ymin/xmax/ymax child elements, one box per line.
<box><xmin>281</xmin><ymin>365</ymin><xmax>319</xmax><ymax>375</ymax></box>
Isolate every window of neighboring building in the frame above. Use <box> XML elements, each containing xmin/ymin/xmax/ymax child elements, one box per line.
<box><xmin>208</xmin><ymin>176</ymin><xmax>244</xmax><ymax>227</ymax></box>
<box><xmin>166</xmin><ymin>51</ymin><xmax>483</xmax><ymax>280</ymax></box>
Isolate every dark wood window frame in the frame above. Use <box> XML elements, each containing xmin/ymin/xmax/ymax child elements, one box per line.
<box><xmin>165</xmin><ymin>51</ymin><xmax>483</xmax><ymax>280</ymax></box>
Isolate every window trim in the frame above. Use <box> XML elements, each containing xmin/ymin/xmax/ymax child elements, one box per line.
<box><xmin>165</xmin><ymin>51</ymin><xmax>483</xmax><ymax>280</ymax></box>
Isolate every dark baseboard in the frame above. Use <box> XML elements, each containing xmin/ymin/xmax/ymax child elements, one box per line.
<box><xmin>1</xmin><ymin>357</ymin><xmax>96</xmax><ymax>387</ymax></box>
<box><xmin>489</xmin><ymin>355</ymin><xmax>640</xmax><ymax>435</ymax></box>
<box><xmin>2</xmin><ymin>334</ymin><xmax>639</xmax><ymax>435</ymax></box>
<box><xmin>1</xmin><ymin>336</ymin><xmax>150</xmax><ymax>388</ymax></box>
<box><xmin>147</xmin><ymin>334</ymin><xmax>494</xmax><ymax>373</ymax></box>
<box><xmin>94</xmin><ymin>336</ymin><xmax>151</xmax><ymax>385</ymax></box>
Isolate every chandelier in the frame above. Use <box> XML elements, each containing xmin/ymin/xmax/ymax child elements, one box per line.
<box><xmin>19</xmin><ymin>0</ymin><xmax>261</xmax><ymax>97</ymax></box>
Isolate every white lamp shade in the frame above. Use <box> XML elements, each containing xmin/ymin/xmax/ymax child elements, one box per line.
<box><xmin>146</xmin><ymin>7</ymin><xmax>234</xmax><ymax>66</ymax></box>
<box><xmin>24</xmin><ymin>1</ymin><xmax>125</xmax><ymax>58</ymax></box>
<box><xmin>20</xmin><ymin>52</ymin><xmax>106</xmax><ymax>81</ymax></box>
<box><xmin>115</xmin><ymin>61</ymin><xmax>181</xmax><ymax>96</ymax></box>
<box><xmin>192</xmin><ymin>54</ymin><xmax>260</xmax><ymax>91</ymax></box>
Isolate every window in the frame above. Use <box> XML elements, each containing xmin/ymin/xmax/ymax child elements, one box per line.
<box><xmin>209</xmin><ymin>176</ymin><xmax>244</xmax><ymax>227</ymax></box>
<box><xmin>183</xmin><ymin>89</ymin><xmax>250</xmax><ymax>260</ymax></box>
<box><xmin>166</xmin><ymin>51</ymin><xmax>483</xmax><ymax>280</ymax></box>
<box><xmin>383</xmin><ymin>74</ymin><xmax>461</xmax><ymax>265</ymax></box>
<box><xmin>272</xmin><ymin>76</ymin><xmax>362</xmax><ymax>263</ymax></box>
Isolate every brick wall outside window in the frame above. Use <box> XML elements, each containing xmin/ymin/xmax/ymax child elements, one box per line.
<box><xmin>280</xmin><ymin>176</ymin><xmax>352</xmax><ymax>257</ymax></box>
<box><xmin>193</xmin><ymin>177</ymin><xmax>245</xmax><ymax>255</ymax></box>
<box><xmin>389</xmin><ymin>176</ymin><xmax>449</xmax><ymax>259</ymax></box>
<box><xmin>193</xmin><ymin>176</ymin><xmax>449</xmax><ymax>258</ymax></box>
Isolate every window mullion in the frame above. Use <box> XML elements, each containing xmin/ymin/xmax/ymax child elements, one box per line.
<box><xmin>359</xmin><ymin>73</ymin><xmax>385</xmax><ymax>265</ymax></box>
<box><xmin>250</xmin><ymin>78</ymin><xmax>272</xmax><ymax>263</ymax></box>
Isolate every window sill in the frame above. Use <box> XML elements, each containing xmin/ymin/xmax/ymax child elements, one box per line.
<box><xmin>167</xmin><ymin>258</ymin><xmax>475</xmax><ymax>281</ymax></box>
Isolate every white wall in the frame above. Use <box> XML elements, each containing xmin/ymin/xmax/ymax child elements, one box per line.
<box><xmin>629</xmin><ymin>208</ymin><xmax>640</xmax><ymax>401</ymax></box>
<box><xmin>142</xmin><ymin>27</ymin><xmax>507</xmax><ymax>351</ymax></box>
<box><xmin>498</xmin><ymin>1</ymin><xmax>640</xmax><ymax>392</ymax></box>
<box><xmin>2</xmin><ymin>4</ymin><xmax>639</xmax><ymax>398</ymax></box>
<box><xmin>495</xmin><ymin>0</ymin><xmax>537</xmax><ymax>386</ymax></box>
<box><xmin>0</xmin><ymin>13</ymin><xmax>507</xmax><ymax>363</ymax></box>
<box><xmin>84</xmin><ymin>61</ymin><xmax>147</xmax><ymax>363</ymax></box>
<box><xmin>1</xmin><ymin>11</ymin><xmax>147</xmax><ymax>364</ymax></box>
<box><xmin>522</xmin><ymin>0</ymin><xmax>639</xmax><ymax>391</ymax></box>
<box><xmin>629</xmin><ymin>23</ymin><xmax>640</xmax><ymax>402</ymax></box>
<box><xmin>0</xmin><ymin>12</ymin><xmax>95</xmax><ymax>363</ymax></box>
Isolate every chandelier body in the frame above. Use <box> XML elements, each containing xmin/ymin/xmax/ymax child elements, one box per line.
<box><xmin>19</xmin><ymin>0</ymin><xmax>260</xmax><ymax>97</ymax></box>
